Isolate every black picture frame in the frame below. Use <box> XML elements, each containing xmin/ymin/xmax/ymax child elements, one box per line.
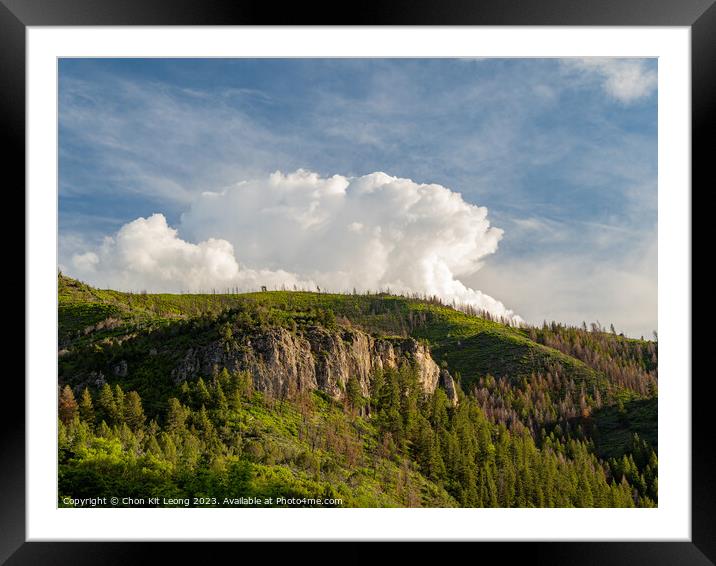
<box><xmin>4</xmin><ymin>0</ymin><xmax>708</xmax><ymax>562</ymax></box>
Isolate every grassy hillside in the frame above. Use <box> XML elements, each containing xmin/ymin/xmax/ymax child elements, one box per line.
<box><xmin>57</xmin><ymin>274</ymin><xmax>658</xmax><ymax>507</ymax></box>
<box><xmin>591</xmin><ymin>397</ymin><xmax>658</xmax><ymax>460</ymax></box>
<box><xmin>60</xmin><ymin>274</ymin><xmax>603</xmax><ymax>392</ymax></box>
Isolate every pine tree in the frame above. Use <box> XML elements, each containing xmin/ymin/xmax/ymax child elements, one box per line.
<box><xmin>159</xmin><ymin>432</ymin><xmax>178</xmax><ymax>466</ymax></box>
<box><xmin>113</xmin><ymin>384</ymin><xmax>126</xmax><ymax>425</ymax></box>
<box><xmin>96</xmin><ymin>383</ymin><xmax>115</xmax><ymax>424</ymax></box>
<box><xmin>195</xmin><ymin>377</ymin><xmax>211</xmax><ymax>407</ymax></box>
<box><xmin>217</xmin><ymin>367</ymin><xmax>231</xmax><ymax>388</ymax></box>
<box><xmin>78</xmin><ymin>387</ymin><xmax>95</xmax><ymax>424</ymax></box>
<box><xmin>214</xmin><ymin>380</ymin><xmax>228</xmax><ymax>415</ymax></box>
<box><xmin>370</xmin><ymin>369</ymin><xmax>385</xmax><ymax>414</ymax></box>
<box><xmin>195</xmin><ymin>405</ymin><xmax>214</xmax><ymax>438</ymax></box>
<box><xmin>124</xmin><ymin>390</ymin><xmax>146</xmax><ymax>432</ymax></box>
<box><xmin>166</xmin><ymin>398</ymin><xmax>187</xmax><ymax>433</ymax></box>
<box><xmin>346</xmin><ymin>375</ymin><xmax>363</xmax><ymax>414</ymax></box>
<box><xmin>58</xmin><ymin>385</ymin><xmax>78</xmax><ymax>425</ymax></box>
<box><xmin>232</xmin><ymin>370</ymin><xmax>253</xmax><ymax>397</ymax></box>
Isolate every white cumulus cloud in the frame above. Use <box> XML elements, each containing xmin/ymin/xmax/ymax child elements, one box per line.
<box><xmin>70</xmin><ymin>213</ymin><xmax>312</xmax><ymax>293</ymax></box>
<box><xmin>562</xmin><ymin>58</ymin><xmax>657</xmax><ymax>103</ymax></box>
<box><xmin>70</xmin><ymin>170</ymin><xmax>521</xmax><ymax>322</ymax></box>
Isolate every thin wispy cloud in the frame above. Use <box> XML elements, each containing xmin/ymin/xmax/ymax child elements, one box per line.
<box><xmin>561</xmin><ymin>58</ymin><xmax>658</xmax><ymax>103</ymax></box>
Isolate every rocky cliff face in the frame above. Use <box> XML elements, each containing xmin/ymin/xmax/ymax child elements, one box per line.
<box><xmin>439</xmin><ymin>368</ymin><xmax>459</xmax><ymax>406</ymax></box>
<box><xmin>171</xmin><ymin>325</ymin><xmax>449</xmax><ymax>401</ymax></box>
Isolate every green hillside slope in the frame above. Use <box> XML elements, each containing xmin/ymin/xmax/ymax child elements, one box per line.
<box><xmin>60</xmin><ymin>275</ymin><xmax>602</xmax><ymax>391</ymax></box>
<box><xmin>57</xmin><ymin>274</ymin><xmax>658</xmax><ymax>508</ymax></box>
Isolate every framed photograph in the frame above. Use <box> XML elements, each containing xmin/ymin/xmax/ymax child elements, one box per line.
<box><xmin>7</xmin><ymin>0</ymin><xmax>707</xmax><ymax>562</ymax></box>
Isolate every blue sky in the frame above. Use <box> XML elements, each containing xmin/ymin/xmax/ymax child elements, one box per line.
<box><xmin>59</xmin><ymin>58</ymin><xmax>657</xmax><ymax>337</ymax></box>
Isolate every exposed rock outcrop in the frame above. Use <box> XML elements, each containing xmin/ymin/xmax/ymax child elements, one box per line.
<box><xmin>171</xmin><ymin>325</ymin><xmax>448</xmax><ymax>400</ymax></box>
<box><xmin>112</xmin><ymin>360</ymin><xmax>128</xmax><ymax>377</ymax></box>
<box><xmin>439</xmin><ymin>368</ymin><xmax>459</xmax><ymax>406</ymax></box>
